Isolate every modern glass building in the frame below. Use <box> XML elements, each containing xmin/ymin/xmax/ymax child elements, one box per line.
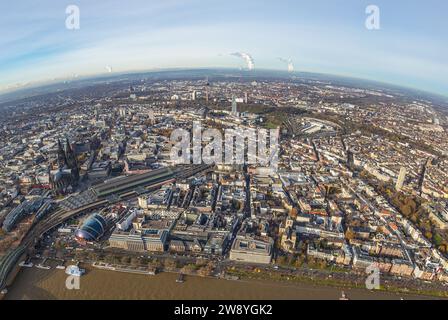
<box><xmin>75</xmin><ymin>213</ymin><xmax>107</xmax><ymax>242</ymax></box>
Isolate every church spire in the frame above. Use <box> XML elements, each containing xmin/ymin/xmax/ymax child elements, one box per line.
<box><xmin>57</xmin><ymin>138</ymin><xmax>67</xmax><ymax>168</ymax></box>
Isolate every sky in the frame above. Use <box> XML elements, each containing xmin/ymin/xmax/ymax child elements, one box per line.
<box><xmin>0</xmin><ymin>0</ymin><xmax>447</xmax><ymax>96</ymax></box>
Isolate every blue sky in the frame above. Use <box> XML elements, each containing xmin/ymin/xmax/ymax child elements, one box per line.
<box><xmin>0</xmin><ymin>0</ymin><xmax>447</xmax><ymax>95</ymax></box>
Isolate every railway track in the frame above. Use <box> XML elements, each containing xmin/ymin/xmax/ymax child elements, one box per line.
<box><xmin>0</xmin><ymin>164</ymin><xmax>213</xmax><ymax>291</ymax></box>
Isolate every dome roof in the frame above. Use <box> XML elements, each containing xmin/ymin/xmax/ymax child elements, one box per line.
<box><xmin>75</xmin><ymin>214</ymin><xmax>107</xmax><ymax>241</ymax></box>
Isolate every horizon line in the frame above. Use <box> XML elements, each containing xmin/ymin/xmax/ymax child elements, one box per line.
<box><xmin>1</xmin><ymin>66</ymin><xmax>447</xmax><ymax>102</ymax></box>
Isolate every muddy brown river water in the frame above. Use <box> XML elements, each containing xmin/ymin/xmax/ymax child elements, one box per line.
<box><xmin>4</xmin><ymin>266</ymin><xmax>438</xmax><ymax>300</ymax></box>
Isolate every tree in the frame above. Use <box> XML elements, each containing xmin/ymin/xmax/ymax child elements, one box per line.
<box><xmin>401</xmin><ymin>204</ymin><xmax>413</xmax><ymax>217</ymax></box>
<box><xmin>433</xmin><ymin>234</ymin><xmax>444</xmax><ymax>247</ymax></box>
<box><xmin>195</xmin><ymin>257</ymin><xmax>207</xmax><ymax>267</ymax></box>
<box><xmin>287</xmin><ymin>254</ymin><xmax>296</xmax><ymax>266</ymax></box>
<box><xmin>104</xmin><ymin>254</ymin><xmax>115</xmax><ymax>264</ymax></box>
<box><xmin>318</xmin><ymin>260</ymin><xmax>327</xmax><ymax>270</ymax></box>
<box><xmin>407</xmin><ymin>199</ymin><xmax>417</xmax><ymax>213</ymax></box>
<box><xmin>276</xmin><ymin>255</ymin><xmax>287</xmax><ymax>266</ymax></box>
<box><xmin>130</xmin><ymin>257</ymin><xmax>141</xmax><ymax>267</ymax></box>
<box><xmin>198</xmin><ymin>266</ymin><xmax>212</xmax><ymax>277</ymax></box>
<box><xmin>151</xmin><ymin>258</ymin><xmax>162</xmax><ymax>269</ymax></box>
<box><xmin>121</xmin><ymin>256</ymin><xmax>131</xmax><ymax>265</ymax></box>
<box><xmin>164</xmin><ymin>258</ymin><xmax>177</xmax><ymax>271</ymax></box>
<box><xmin>345</xmin><ymin>229</ymin><xmax>355</xmax><ymax>241</ymax></box>
<box><xmin>295</xmin><ymin>256</ymin><xmax>305</xmax><ymax>268</ymax></box>
<box><xmin>198</xmin><ymin>262</ymin><xmax>215</xmax><ymax>277</ymax></box>
<box><xmin>290</xmin><ymin>208</ymin><xmax>298</xmax><ymax>218</ymax></box>
<box><xmin>74</xmin><ymin>250</ymin><xmax>87</xmax><ymax>261</ymax></box>
<box><xmin>181</xmin><ymin>264</ymin><xmax>196</xmax><ymax>274</ymax></box>
<box><xmin>88</xmin><ymin>252</ymin><xmax>99</xmax><ymax>262</ymax></box>
<box><xmin>307</xmin><ymin>256</ymin><xmax>317</xmax><ymax>267</ymax></box>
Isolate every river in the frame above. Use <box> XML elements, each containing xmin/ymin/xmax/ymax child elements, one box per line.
<box><xmin>4</xmin><ymin>266</ymin><xmax>436</xmax><ymax>300</ymax></box>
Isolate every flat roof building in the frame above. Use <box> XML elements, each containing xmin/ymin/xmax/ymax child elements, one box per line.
<box><xmin>109</xmin><ymin>229</ymin><xmax>168</xmax><ymax>252</ymax></box>
<box><xmin>229</xmin><ymin>235</ymin><xmax>273</xmax><ymax>265</ymax></box>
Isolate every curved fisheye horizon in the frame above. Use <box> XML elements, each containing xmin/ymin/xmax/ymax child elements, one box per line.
<box><xmin>2</xmin><ymin>0</ymin><xmax>448</xmax><ymax>307</ymax></box>
<box><xmin>1</xmin><ymin>0</ymin><xmax>447</xmax><ymax>96</ymax></box>
<box><xmin>1</xmin><ymin>67</ymin><xmax>448</xmax><ymax>102</ymax></box>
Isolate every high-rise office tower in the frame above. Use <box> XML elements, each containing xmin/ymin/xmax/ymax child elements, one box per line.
<box><xmin>231</xmin><ymin>96</ymin><xmax>238</xmax><ymax>115</ymax></box>
<box><xmin>395</xmin><ymin>167</ymin><xmax>406</xmax><ymax>191</ymax></box>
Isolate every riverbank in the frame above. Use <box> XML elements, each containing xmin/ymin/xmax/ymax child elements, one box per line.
<box><xmin>226</xmin><ymin>267</ymin><xmax>448</xmax><ymax>299</ymax></box>
<box><xmin>5</xmin><ymin>264</ymin><xmax>440</xmax><ymax>300</ymax></box>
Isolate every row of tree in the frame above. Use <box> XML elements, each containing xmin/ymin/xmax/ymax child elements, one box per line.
<box><xmin>376</xmin><ymin>180</ymin><xmax>448</xmax><ymax>254</ymax></box>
